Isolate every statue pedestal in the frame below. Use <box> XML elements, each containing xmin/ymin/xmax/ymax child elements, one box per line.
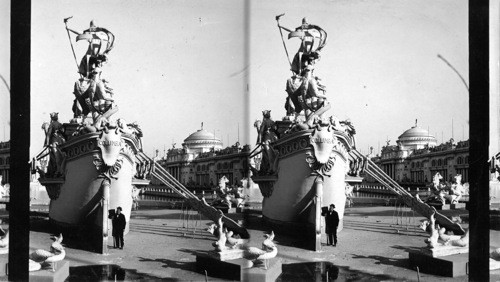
<box><xmin>207</xmin><ymin>249</ymin><xmax>245</xmax><ymax>261</ymax></box>
<box><xmin>420</xmin><ymin>245</ymin><xmax>469</xmax><ymax>257</ymax></box>
<box><xmin>450</xmin><ymin>203</ymin><xmax>466</xmax><ymax>209</ymax></box>
<box><xmin>196</xmin><ymin>255</ymin><xmax>249</xmax><ymax>281</ymax></box>
<box><xmin>196</xmin><ymin>254</ymin><xmax>281</xmax><ymax>282</ymax></box>
<box><xmin>29</xmin><ymin>260</ymin><xmax>70</xmax><ymax>282</ymax></box>
<box><xmin>241</xmin><ymin>258</ymin><xmax>282</xmax><ymax>282</ymax></box>
<box><xmin>0</xmin><ymin>252</ymin><xmax>6</xmax><ymax>276</ymax></box>
<box><xmin>408</xmin><ymin>250</ymin><xmax>468</xmax><ymax>277</ymax></box>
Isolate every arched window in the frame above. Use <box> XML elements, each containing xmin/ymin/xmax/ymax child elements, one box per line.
<box><xmin>457</xmin><ymin>157</ymin><xmax>463</xmax><ymax>165</ymax></box>
<box><xmin>431</xmin><ymin>160</ymin><xmax>436</xmax><ymax>167</ymax></box>
<box><xmin>5</xmin><ymin>157</ymin><xmax>8</xmax><ymax>165</ymax></box>
<box><xmin>437</xmin><ymin>159</ymin><xmax>442</xmax><ymax>166</ymax></box>
<box><xmin>0</xmin><ymin>158</ymin><xmax>3</xmax><ymax>165</ymax></box>
<box><xmin>411</xmin><ymin>162</ymin><xmax>415</xmax><ymax>168</ymax></box>
<box><xmin>465</xmin><ymin>156</ymin><xmax>468</xmax><ymax>164</ymax></box>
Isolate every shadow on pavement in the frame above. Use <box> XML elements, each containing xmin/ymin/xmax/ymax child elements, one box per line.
<box><xmin>177</xmin><ymin>248</ymin><xmax>210</xmax><ymax>257</ymax></box>
<box><xmin>351</xmin><ymin>253</ymin><xmax>408</xmax><ymax>268</ymax></box>
<box><xmin>30</xmin><ymin>216</ymin><xmax>105</xmax><ymax>253</ymax></box>
<box><xmin>65</xmin><ymin>264</ymin><xmax>178</xmax><ymax>281</ymax></box>
<box><xmin>391</xmin><ymin>244</ymin><xmax>423</xmax><ymax>253</ymax></box>
<box><xmin>137</xmin><ymin>256</ymin><xmax>197</xmax><ymax>272</ymax></box>
<box><xmin>277</xmin><ymin>261</ymin><xmax>402</xmax><ymax>282</ymax></box>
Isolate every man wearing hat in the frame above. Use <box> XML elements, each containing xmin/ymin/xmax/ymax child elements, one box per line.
<box><xmin>112</xmin><ymin>206</ymin><xmax>126</xmax><ymax>249</ymax></box>
<box><xmin>322</xmin><ymin>204</ymin><xmax>339</xmax><ymax>246</ymax></box>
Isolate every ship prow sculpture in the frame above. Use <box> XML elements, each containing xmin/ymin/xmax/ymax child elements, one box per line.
<box><xmin>35</xmin><ymin>18</ymin><xmax>249</xmax><ymax>254</ymax></box>
<box><xmin>249</xmin><ymin>16</ymin><xmax>356</xmax><ymax>251</ymax></box>
<box><xmin>34</xmin><ymin>18</ymin><xmax>151</xmax><ymax>253</ymax></box>
<box><xmin>250</xmin><ymin>15</ymin><xmax>464</xmax><ymax>251</ymax></box>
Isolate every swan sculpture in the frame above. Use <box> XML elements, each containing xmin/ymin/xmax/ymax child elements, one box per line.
<box><xmin>0</xmin><ymin>228</ymin><xmax>9</xmax><ymax>249</ymax></box>
<box><xmin>29</xmin><ymin>259</ymin><xmax>42</xmax><ymax>272</ymax></box>
<box><xmin>29</xmin><ymin>233</ymin><xmax>66</xmax><ymax>272</ymax></box>
<box><xmin>438</xmin><ymin>227</ymin><xmax>462</xmax><ymax>242</ymax></box>
<box><xmin>212</xmin><ymin>210</ymin><xmax>228</xmax><ymax>252</ymax></box>
<box><xmin>224</xmin><ymin>227</ymin><xmax>248</xmax><ymax>249</ymax></box>
<box><xmin>424</xmin><ymin>212</ymin><xmax>440</xmax><ymax>248</ymax></box>
<box><xmin>491</xmin><ymin>248</ymin><xmax>500</xmax><ymax>270</ymax></box>
<box><xmin>444</xmin><ymin>229</ymin><xmax>469</xmax><ymax>247</ymax></box>
<box><xmin>0</xmin><ymin>228</ymin><xmax>9</xmax><ymax>255</ymax></box>
<box><xmin>422</xmin><ymin>210</ymin><xmax>469</xmax><ymax>249</ymax></box>
<box><xmin>243</xmin><ymin>231</ymin><xmax>277</xmax><ymax>269</ymax></box>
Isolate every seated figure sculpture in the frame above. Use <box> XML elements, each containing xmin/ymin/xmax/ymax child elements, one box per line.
<box><xmin>279</xmin><ymin>18</ymin><xmax>330</xmax><ymax>123</ymax></box>
<box><xmin>69</xmin><ymin>20</ymin><xmax>118</xmax><ymax>125</ymax></box>
<box><xmin>426</xmin><ymin>172</ymin><xmax>447</xmax><ymax>205</ymax></box>
<box><xmin>73</xmin><ymin>58</ymin><xmax>118</xmax><ymax>125</ymax></box>
<box><xmin>212</xmin><ymin>176</ymin><xmax>232</xmax><ymax>208</ymax></box>
<box><xmin>448</xmin><ymin>174</ymin><xmax>464</xmax><ymax>204</ymax></box>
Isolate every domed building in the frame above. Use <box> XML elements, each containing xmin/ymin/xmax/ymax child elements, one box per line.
<box><xmin>396</xmin><ymin>123</ymin><xmax>437</xmax><ymax>150</ymax></box>
<box><xmin>371</xmin><ymin>121</ymin><xmax>469</xmax><ymax>185</ymax></box>
<box><xmin>151</xmin><ymin>124</ymin><xmax>253</xmax><ymax>190</ymax></box>
<box><xmin>183</xmin><ymin>129</ymin><xmax>223</xmax><ymax>153</ymax></box>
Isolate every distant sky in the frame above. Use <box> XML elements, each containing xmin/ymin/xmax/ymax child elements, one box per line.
<box><xmin>1</xmin><ymin>0</ymin><xmax>469</xmax><ymax>157</ymax></box>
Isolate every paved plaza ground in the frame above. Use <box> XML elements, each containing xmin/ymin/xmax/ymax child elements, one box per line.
<box><xmin>0</xmin><ymin>204</ymin><xmax>498</xmax><ymax>281</ymax></box>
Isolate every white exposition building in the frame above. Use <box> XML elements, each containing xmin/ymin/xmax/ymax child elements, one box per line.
<box><xmin>370</xmin><ymin>123</ymin><xmax>469</xmax><ymax>184</ymax></box>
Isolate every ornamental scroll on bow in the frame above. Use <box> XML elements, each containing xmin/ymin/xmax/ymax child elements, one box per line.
<box><xmin>97</xmin><ymin>129</ymin><xmax>124</xmax><ymax>166</ymax></box>
<box><xmin>307</xmin><ymin>128</ymin><xmax>337</xmax><ymax>176</ymax></box>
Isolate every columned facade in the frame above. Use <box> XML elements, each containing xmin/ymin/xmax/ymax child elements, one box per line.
<box><xmin>151</xmin><ymin>127</ymin><xmax>251</xmax><ymax>189</ymax></box>
<box><xmin>371</xmin><ymin>124</ymin><xmax>469</xmax><ymax>185</ymax></box>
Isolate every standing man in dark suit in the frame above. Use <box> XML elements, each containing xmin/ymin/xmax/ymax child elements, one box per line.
<box><xmin>322</xmin><ymin>204</ymin><xmax>339</xmax><ymax>246</ymax></box>
<box><xmin>112</xmin><ymin>206</ymin><xmax>126</xmax><ymax>249</ymax></box>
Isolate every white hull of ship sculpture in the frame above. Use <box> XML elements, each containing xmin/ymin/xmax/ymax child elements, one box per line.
<box><xmin>258</xmin><ymin>128</ymin><xmax>353</xmax><ymax>229</ymax></box>
<box><xmin>251</xmin><ymin>16</ymin><xmax>358</xmax><ymax>250</ymax></box>
<box><xmin>35</xmin><ymin>19</ymin><xmax>150</xmax><ymax>254</ymax></box>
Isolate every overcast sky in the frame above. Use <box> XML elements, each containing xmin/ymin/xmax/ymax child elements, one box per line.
<box><xmin>0</xmin><ymin>0</ymin><xmax>469</xmax><ymax>158</ymax></box>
